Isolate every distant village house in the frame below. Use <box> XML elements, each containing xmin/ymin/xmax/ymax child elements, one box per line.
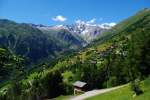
<box><xmin>73</xmin><ymin>81</ymin><xmax>87</xmax><ymax>95</ymax></box>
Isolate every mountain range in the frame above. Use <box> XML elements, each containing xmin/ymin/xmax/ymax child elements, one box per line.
<box><xmin>0</xmin><ymin>19</ymin><xmax>114</xmax><ymax>66</ymax></box>
<box><xmin>30</xmin><ymin>21</ymin><xmax>115</xmax><ymax>43</ymax></box>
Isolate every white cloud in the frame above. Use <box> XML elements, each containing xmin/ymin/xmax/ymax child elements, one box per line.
<box><xmin>102</xmin><ymin>22</ymin><xmax>116</xmax><ymax>27</ymax></box>
<box><xmin>87</xmin><ymin>18</ymin><xmax>96</xmax><ymax>24</ymax></box>
<box><xmin>99</xmin><ymin>22</ymin><xmax>116</xmax><ymax>29</ymax></box>
<box><xmin>75</xmin><ymin>19</ymin><xmax>116</xmax><ymax>29</ymax></box>
<box><xmin>52</xmin><ymin>15</ymin><xmax>67</xmax><ymax>22</ymax></box>
<box><xmin>109</xmin><ymin>22</ymin><xmax>116</xmax><ymax>26</ymax></box>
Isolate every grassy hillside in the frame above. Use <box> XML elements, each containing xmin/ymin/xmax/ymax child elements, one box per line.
<box><xmin>86</xmin><ymin>77</ymin><xmax>150</xmax><ymax>100</ymax></box>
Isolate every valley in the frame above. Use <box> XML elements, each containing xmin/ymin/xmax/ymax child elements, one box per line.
<box><xmin>0</xmin><ymin>6</ymin><xmax>150</xmax><ymax>100</ymax></box>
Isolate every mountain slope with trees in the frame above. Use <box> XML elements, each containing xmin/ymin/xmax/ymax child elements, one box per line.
<box><xmin>0</xmin><ymin>19</ymin><xmax>85</xmax><ymax>64</ymax></box>
<box><xmin>0</xmin><ymin>8</ymin><xmax>150</xmax><ymax>100</ymax></box>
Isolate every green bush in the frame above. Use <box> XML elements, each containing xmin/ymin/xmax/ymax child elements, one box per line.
<box><xmin>131</xmin><ymin>79</ymin><xmax>143</xmax><ymax>95</ymax></box>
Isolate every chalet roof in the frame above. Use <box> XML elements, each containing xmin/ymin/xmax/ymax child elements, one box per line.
<box><xmin>73</xmin><ymin>81</ymin><xmax>87</xmax><ymax>88</ymax></box>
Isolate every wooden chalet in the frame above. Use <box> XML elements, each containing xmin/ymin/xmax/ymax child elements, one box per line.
<box><xmin>73</xmin><ymin>81</ymin><xmax>87</xmax><ymax>95</ymax></box>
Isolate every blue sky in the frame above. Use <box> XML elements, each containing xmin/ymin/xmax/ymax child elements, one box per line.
<box><xmin>0</xmin><ymin>0</ymin><xmax>149</xmax><ymax>25</ymax></box>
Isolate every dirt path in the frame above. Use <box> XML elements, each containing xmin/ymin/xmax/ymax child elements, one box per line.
<box><xmin>69</xmin><ymin>85</ymin><xmax>126</xmax><ymax>100</ymax></box>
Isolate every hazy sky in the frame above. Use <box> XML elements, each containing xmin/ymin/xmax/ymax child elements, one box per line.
<box><xmin>0</xmin><ymin>0</ymin><xmax>149</xmax><ymax>25</ymax></box>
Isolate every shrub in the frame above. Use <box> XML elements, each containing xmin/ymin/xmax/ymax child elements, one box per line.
<box><xmin>131</xmin><ymin>79</ymin><xmax>143</xmax><ymax>96</ymax></box>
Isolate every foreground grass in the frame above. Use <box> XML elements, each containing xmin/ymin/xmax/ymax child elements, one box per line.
<box><xmin>86</xmin><ymin>78</ymin><xmax>150</xmax><ymax>100</ymax></box>
<box><xmin>54</xmin><ymin>95</ymin><xmax>74</xmax><ymax>100</ymax></box>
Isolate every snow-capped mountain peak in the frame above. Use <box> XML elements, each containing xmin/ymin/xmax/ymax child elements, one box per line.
<box><xmin>64</xmin><ymin>21</ymin><xmax>116</xmax><ymax>42</ymax></box>
<box><xmin>30</xmin><ymin>21</ymin><xmax>116</xmax><ymax>43</ymax></box>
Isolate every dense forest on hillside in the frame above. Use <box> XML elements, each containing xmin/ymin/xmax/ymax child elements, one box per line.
<box><xmin>0</xmin><ymin>19</ymin><xmax>84</xmax><ymax>65</ymax></box>
<box><xmin>0</xmin><ymin>19</ymin><xmax>86</xmax><ymax>85</ymax></box>
<box><xmin>0</xmin><ymin>8</ymin><xmax>150</xmax><ymax>100</ymax></box>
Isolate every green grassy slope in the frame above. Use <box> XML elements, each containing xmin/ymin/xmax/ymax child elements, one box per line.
<box><xmin>86</xmin><ymin>77</ymin><xmax>150</xmax><ymax>100</ymax></box>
